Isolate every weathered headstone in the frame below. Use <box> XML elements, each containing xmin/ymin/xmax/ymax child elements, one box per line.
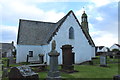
<box><xmin>61</xmin><ymin>45</ymin><xmax>74</xmax><ymax>71</ymax></box>
<box><xmin>100</xmin><ymin>53</ymin><xmax>107</xmax><ymax>67</ymax></box>
<box><xmin>2</xmin><ymin>67</ymin><xmax>8</xmax><ymax>78</ymax></box>
<box><xmin>107</xmin><ymin>52</ymin><xmax>114</xmax><ymax>58</ymax></box>
<box><xmin>0</xmin><ymin>52</ymin><xmax>2</xmax><ymax>59</ymax></box>
<box><xmin>113</xmin><ymin>75</ymin><xmax>120</xmax><ymax>80</ymax></box>
<box><xmin>38</xmin><ymin>54</ymin><xmax>44</xmax><ymax>64</ymax></box>
<box><xmin>8</xmin><ymin>65</ymin><xmax>39</xmax><ymax>80</ymax></box>
<box><xmin>26</xmin><ymin>55</ymin><xmax>29</xmax><ymax>63</ymax></box>
<box><xmin>7</xmin><ymin>59</ymin><xmax>10</xmax><ymax>67</ymax></box>
<box><xmin>8</xmin><ymin>56</ymin><xmax>15</xmax><ymax>65</ymax></box>
<box><xmin>115</xmin><ymin>51</ymin><xmax>120</xmax><ymax>59</ymax></box>
<box><xmin>109</xmin><ymin>55</ymin><xmax>114</xmax><ymax>58</ymax></box>
<box><xmin>89</xmin><ymin>61</ymin><xmax>93</xmax><ymax>65</ymax></box>
<box><xmin>47</xmin><ymin>40</ymin><xmax>61</xmax><ymax>80</ymax></box>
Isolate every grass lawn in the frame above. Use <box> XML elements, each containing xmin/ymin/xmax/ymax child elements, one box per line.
<box><xmin>1</xmin><ymin>56</ymin><xmax>120</xmax><ymax>80</ymax></box>
<box><xmin>37</xmin><ymin>57</ymin><xmax>119</xmax><ymax>79</ymax></box>
<box><xmin>37</xmin><ymin>64</ymin><xmax>118</xmax><ymax>79</ymax></box>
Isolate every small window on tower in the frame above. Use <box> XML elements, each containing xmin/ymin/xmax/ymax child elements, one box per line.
<box><xmin>69</xmin><ymin>27</ymin><xmax>74</xmax><ymax>39</ymax></box>
<box><xmin>29</xmin><ymin>51</ymin><xmax>33</xmax><ymax>57</ymax></box>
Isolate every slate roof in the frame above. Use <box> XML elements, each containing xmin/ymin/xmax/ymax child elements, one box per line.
<box><xmin>0</xmin><ymin>43</ymin><xmax>15</xmax><ymax>53</ymax></box>
<box><xmin>17</xmin><ymin>10</ymin><xmax>95</xmax><ymax>46</ymax></box>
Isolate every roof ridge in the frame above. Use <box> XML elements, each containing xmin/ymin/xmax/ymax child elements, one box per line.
<box><xmin>47</xmin><ymin>10</ymin><xmax>74</xmax><ymax>43</ymax></box>
<box><xmin>17</xmin><ymin>10</ymin><xmax>95</xmax><ymax>46</ymax></box>
<box><xmin>115</xmin><ymin>44</ymin><xmax>120</xmax><ymax>47</ymax></box>
<box><xmin>47</xmin><ymin>10</ymin><xmax>95</xmax><ymax>46</ymax></box>
<box><xmin>72</xmin><ymin>12</ymin><xmax>95</xmax><ymax>46</ymax></box>
<box><xmin>20</xmin><ymin>19</ymin><xmax>56</xmax><ymax>24</ymax></box>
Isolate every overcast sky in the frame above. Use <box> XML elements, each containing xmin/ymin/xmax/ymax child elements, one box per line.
<box><xmin>0</xmin><ymin>0</ymin><xmax>119</xmax><ymax>47</ymax></box>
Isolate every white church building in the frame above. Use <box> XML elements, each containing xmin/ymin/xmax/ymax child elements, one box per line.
<box><xmin>16</xmin><ymin>10</ymin><xmax>95</xmax><ymax>64</ymax></box>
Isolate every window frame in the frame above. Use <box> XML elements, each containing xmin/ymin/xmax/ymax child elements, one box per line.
<box><xmin>29</xmin><ymin>51</ymin><xmax>33</xmax><ymax>57</ymax></box>
<box><xmin>69</xmin><ymin>27</ymin><xmax>74</xmax><ymax>39</ymax></box>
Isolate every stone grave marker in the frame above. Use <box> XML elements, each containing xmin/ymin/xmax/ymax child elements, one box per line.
<box><xmin>38</xmin><ymin>54</ymin><xmax>44</xmax><ymax>64</ymax></box>
<box><xmin>115</xmin><ymin>51</ymin><xmax>120</xmax><ymax>59</ymax></box>
<box><xmin>100</xmin><ymin>53</ymin><xmax>107</xmax><ymax>67</ymax></box>
<box><xmin>2</xmin><ymin>67</ymin><xmax>8</xmax><ymax>78</ymax></box>
<box><xmin>61</xmin><ymin>45</ymin><xmax>75</xmax><ymax>72</ymax></box>
<box><xmin>8</xmin><ymin>65</ymin><xmax>39</xmax><ymax>80</ymax></box>
<box><xmin>7</xmin><ymin>59</ymin><xmax>10</xmax><ymax>67</ymax></box>
<box><xmin>88</xmin><ymin>60</ymin><xmax>94</xmax><ymax>65</ymax></box>
<box><xmin>26</xmin><ymin>55</ymin><xmax>29</xmax><ymax>63</ymax></box>
<box><xmin>8</xmin><ymin>56</ymin><xmax>15</xmax><ymax>65</ymax></box>
<box><xmin>113</xmin><ymin>75</ymin><xmax>120</xmax><ymax>80</ymax></box>
<box><xmin>47</xmin><ymin>40</ymin><xmax>61</xmax><ymax>80</ymax></box>
<box><xmin>7</xmin><ymin>56</ymin><xmax>15</xmax><ymax>68</ymax></box>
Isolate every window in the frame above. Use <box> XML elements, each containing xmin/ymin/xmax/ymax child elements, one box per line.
<box><xmin>69</xmin><ymin>27</ymin><xmax>74</xmax><ymax>39</ymax></box>
<box><xmin>29</xmin><ymin>51</ymin><xmax>33</xmax><ymax>57</ymax></box>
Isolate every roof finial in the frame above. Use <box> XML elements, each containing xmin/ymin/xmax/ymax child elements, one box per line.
<box><xmin>83</xmin><ymin>7</ymin><xmax>85</xmax><ymax>13</ymax></box>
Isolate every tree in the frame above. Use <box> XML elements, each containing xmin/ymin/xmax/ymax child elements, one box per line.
<box><xmin>112</xmin><ymin>49</ymin><xmax>120</xmax><ymax>52</ymax></box>
<box><xmin>112</xmin><ymin>49</ymin><xmax>120</xmax><ymax>55</ymax></box>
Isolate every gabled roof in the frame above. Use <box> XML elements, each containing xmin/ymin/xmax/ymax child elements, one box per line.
<box><xmin>17</xmin><ymin>10</ymin><xmax>95</xmax><ymax>46</ymax></box>
<box><xmin>0</xmin><ymin>43</ymin><xmax>15</xmax><ymax>53</ymax></box>
<box><xmin>96</xmin><ymin>46</ymin><xmax>105</xmax><ymax>50</ymax></box>
<box><xmin>115</xmin><ymin>44</ymin><xmax>120</xmax><ymax>47</ymax></box>
<box><xmin>96</xmin><ymin>46</ymin><xmax>109</xmax><ymax>52</ymax></box>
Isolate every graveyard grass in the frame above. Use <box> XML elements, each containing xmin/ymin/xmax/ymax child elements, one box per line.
<box><xmin>38</xmin><ymin>64</ymin><xmax>118</xmax><ymax>79</ymax></box>
<box><xmin>37</xmin><ymin>56</ymin><xmax>119</xmax><ymax>79</ymax></box>
<box><xmin>1</xmin><ymin>56</ymin><xmax>119</xmax><ymax>80</ymax></box>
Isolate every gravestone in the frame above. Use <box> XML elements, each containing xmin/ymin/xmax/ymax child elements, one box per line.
<box><xmin>38</xmin><ymin>54</ymin><xmax>44</xmax><ymax>64</ymax></box>
<box><xmin>7</xmin><ymin>59</ymin><xmax>10</xmax><ymax>67</ymax></box>
<box><xmin>8</xmin><ymin>56</ymin><xmax>15</xmax><ymax>65</ymax></box>
<box><xmin>0</xmin><ymin>52</ymin><xmax>2</xmax><ymax>59</ymax></box>
<box><xmin>72</xmin><ymin>52</ymin><xmax>75</xmax><ymax>64</ymax></box>
<box><xmin>8</xmin><ymin>65</ymin><xmax>39</xmax><ymax>80</ymax></box>
<box><xmin>47</xmin><ymin>40</ymin><xmax>61</xmax><ymax>80</ymax></box>
<box><xmin>115</xmin><ymin>51</ymin><xmax>120</xmax><ymax>59</ymax></box>
<box><xmin>100</xmin><ymin>53</ymin><xmax>107</xmax><ymax>67</ymax></box>
<box><xmin>61</xmin><ymin>45</ymin><xmax>74</xmax><ymax>71</ymax></box>
<box><xmin>89</xmin><ymin>61</ymin><xmax>94</xmax><ymax>65</ymax></box>
<box><xmin>113</xmin><ymin>75</ymin><xmax>120</xmax><ymax>80</ymax></box>
<box><xmin>26</xmin><ymin>55</ymin><xmax>29</xmax><ymax>63</ymax></box>
<box><xmin>2</xmin><ymin>67</ymin><xmax>8</xmax><ymax>78</ymax></box>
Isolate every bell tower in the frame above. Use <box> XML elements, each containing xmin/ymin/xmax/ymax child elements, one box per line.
<box><xmin>81</xmin><ymin>11</ymin><xmax>89</xmax><ymax>33</ymax></box>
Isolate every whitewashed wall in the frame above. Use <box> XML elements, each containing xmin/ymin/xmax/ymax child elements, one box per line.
<box><xmin>91</xmin><ymin>46</ymin><xmax>95</xmax><ymax>58</ymax></box>
<box><xmin>16</xmin><ymin>45</ymin><xmax>46</xmax><ymax>63</ymax></box>
<box><xmin>16</xmin><ymin>12</ymin><xmax>95</xmax><ymax>64</ymax></box>
<box><xmin>44</xmin><ymin>13</ymin><xmax>94</xmax><ymax>64</ymax></box>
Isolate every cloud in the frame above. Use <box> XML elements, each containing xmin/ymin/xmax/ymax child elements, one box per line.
<box><xmin>0</xmin><ymin>25</ymin><xmax>18</xmax><ymax>43</ymax></box>
<box><xmin>0</xmin><ymin>0</ymin><xmax>118</xmax><ymax>47</ymax></box>
<box><xmin>92</xmin><ymin>31</ymin><xmax>118</xmax><ymax>47</ymax></box>
<box><xmin>1</xmin><ymin>0</ymin><xmax>65</xmax><ymax>43</ymax></box>
<box><xmin>90</xmin><ymin>0</ymin><xmax>110</xmax><ymax>7</ymax></box>
<box><xmin>96</xmin><ymin>16</ymin><xmax>103</xmax><ymax>21</ymax></box>
<box><xmin>90</xmin><ymin>0</ymin><xmax>119</xmax><ymax>7</ymax></box>
<box><xmin>1</xmin><ymin>0</ymin><xmax>65</xmax><ymax>25</ymax></box>
<box><xmin>89</xmin><ymin>27</ymin><xmax>118</xmax><ymax>47</ymax></box>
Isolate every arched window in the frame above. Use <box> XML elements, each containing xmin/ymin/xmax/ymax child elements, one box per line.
<box><xmin>69</xmin><ymin>27</ymin><xmax>74</xmax><ymax>39</ymax></box>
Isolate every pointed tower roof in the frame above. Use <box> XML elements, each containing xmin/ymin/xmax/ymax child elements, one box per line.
<box><xmin>82</xmin><ymin>11</ymin><xmax>87</xmax><ymax>18</ymax></box>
